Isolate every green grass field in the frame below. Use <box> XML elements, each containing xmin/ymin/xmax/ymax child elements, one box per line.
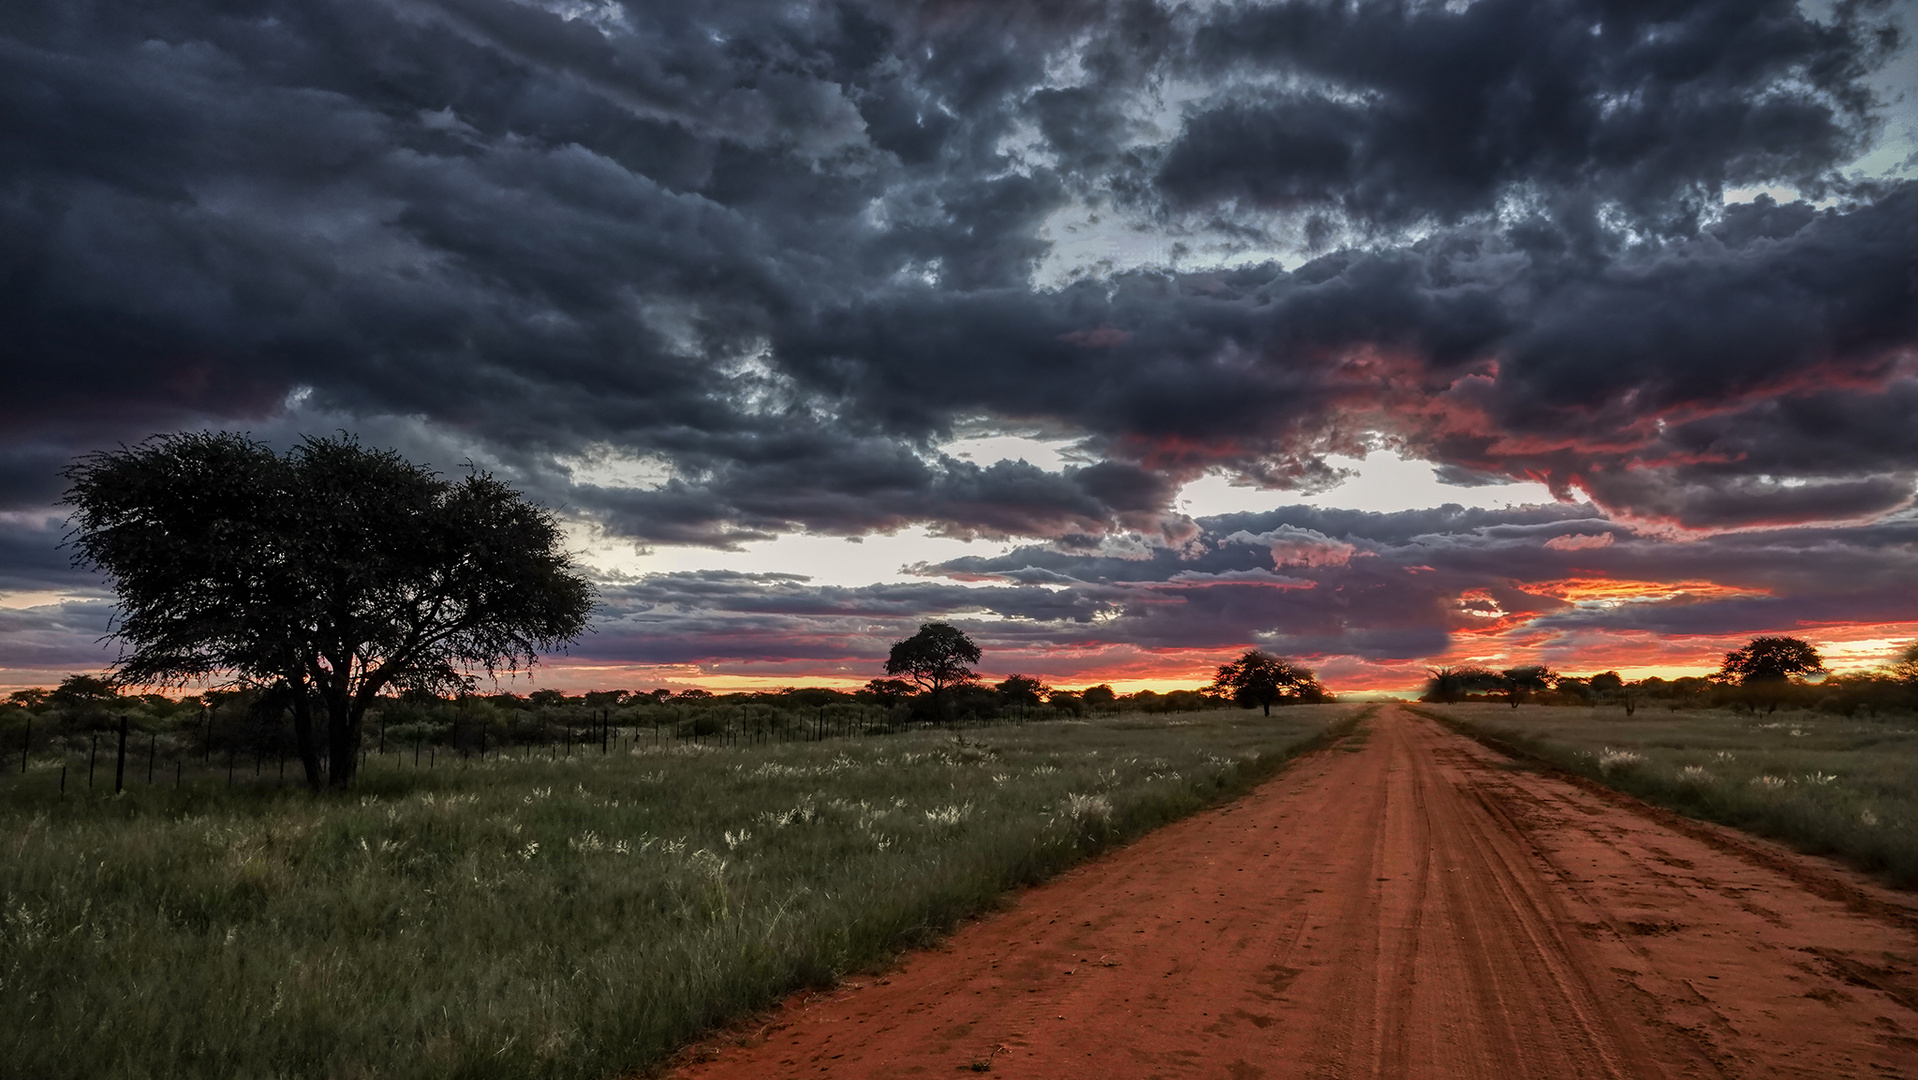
<box><xmin>1416</xmin><ymin>703</ymin><xmax>1918</xmax><ymax>889</ymax></box>
<box><xmin>0</xmin><ymin>705</ymin><xmax>1362</xmax><ymax>1080</ymax></box>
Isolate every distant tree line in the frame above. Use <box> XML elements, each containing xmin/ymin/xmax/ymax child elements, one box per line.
<box><xmin>1421</xmin><ymin>636</ymin><xmax>1918</xmax><ymax>717</ymax></box>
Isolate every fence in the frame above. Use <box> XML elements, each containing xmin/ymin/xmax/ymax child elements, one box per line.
<box><xmin>0</xmin><ymin>698</ymin><xmax>1104</xmax><ymax>797</ymax></box>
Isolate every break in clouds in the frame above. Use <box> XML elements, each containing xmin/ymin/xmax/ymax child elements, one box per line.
<box><xmin>2</xmin><ymin>0</ymin><xmax>1915</xmax><ymax>685</ymax></box>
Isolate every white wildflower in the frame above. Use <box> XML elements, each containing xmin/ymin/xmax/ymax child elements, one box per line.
<box><xmin>1062</xmin><ymin>793</ymin><xmax>1113</xmax><ymax>824</ymax></box>
<box><xmin>1596</xmin><ymin>748</ymin><xmax>1643</xmax><ymax>774</ymax></box>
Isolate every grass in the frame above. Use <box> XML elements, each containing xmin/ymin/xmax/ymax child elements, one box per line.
<box><xmin>1415</xmin><ymin>703</ymin><xmax>1918</xmax><ymax>889</ymax></box>
<box><xmin>0</xmin><ymin>704</ymin><xmax>1363</xmax><ymax>1079</ymax></box>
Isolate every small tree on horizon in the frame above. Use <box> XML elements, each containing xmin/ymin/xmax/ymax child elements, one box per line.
<box><xmin>1719</xmin><ymin>636</ymin><xmax>1826</xmax><ymax>685</ymax></box>
<box><xmin>1422</xmin><ymin>665</ymin><xmax>1504</xmax><ymax>704</ymax></box>
<box><xmin>1719</xmin><ymin>636</ymin><xmax>1825</xmax><ymax>714</ymax></box>
<box><xmin>1891</xmin><ymin>643</ymin><xmax>1918</xmax><ymax>689</ymax></box>
<box><xmin>1501</xmin><ymin>665</ymin><xmax>1554</xmax><ymax>708</ymax></box>
<box><xmin>863</xmin><ymin>678</ymin><xmax>918</xmax><ymax>707</ymax></box>
<box><xmin>995</xmin><ymin>675</ymin><xmax>1047</xmax><ymax>708</ymax></box>
<box><xmin>63</xmin><ymin>432</ymin><xmax>594</xmax><ymax>790</ymax></box>
<box><xmin>884</xmin><ymin>623</ymin><xmax>981</xmax><ymax>715</ymax></box>
<box><xmin>1209</xmin><ymin>650</ymin><xmax>1321</xmax><ymax>716</ymax></box>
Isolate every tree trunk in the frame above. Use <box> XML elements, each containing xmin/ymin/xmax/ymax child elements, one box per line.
<box><xmin>324</xmin><ymin>691</ymin><xmax>361</xmax><ymax>789</ymax></box>
<box><xmin>288</xmin><ymin>680</ymin><xmax>325</xmax><ymax>790</ymax></box>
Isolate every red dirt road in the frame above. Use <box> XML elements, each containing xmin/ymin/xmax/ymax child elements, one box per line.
<box><xmin>673</xmin><ymin>707</ymin><xmax>1918</xmax><ymax>1079</ymax></box>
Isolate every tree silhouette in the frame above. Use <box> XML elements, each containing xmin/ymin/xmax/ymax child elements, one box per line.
<box><xmin>994</xmin><ymin>675</ymin><xmax>1047</xmax><ymax>708</ymax></box>
<box><xmin>1719</xmin><ymin>636</ymin><xmax>1825</xmax><ymax>685</ymax></box>
<box><xmin>1891</xmin><ymin>643</ymin><xmax>1918</xmax><ymax>689</ymax></box>
<box><xmin>884</xmin><ymin>623</ymin><xmax>980</xmax><ymax>715</ymax></box>
<box><xmin>1422</xmin><ymin>665</ymin><xmax>1504</xmax><ymax>704</ymax></box>
<box><xmin>64</xmin><ymin>432</ymin><xmax>594</xmax><ymax>790</ymax></box>
<box><xmin>862</xmin><ymin>678</ymin><xmax>918</xmax><ymax>707</ymax></box>
<box><xmin>1210</xmin><ymin>650</ymin><xmax>1321</xmax><ymax>716</ymax></box>
<box><xmin>1500</xmin><ymin>665</ymin><xmax>1554</xmax><ymax>708</ymax></box>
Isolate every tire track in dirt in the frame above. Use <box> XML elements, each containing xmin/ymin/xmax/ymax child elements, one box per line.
<box><xmin>668</xmin><ymin>707</ymin><xmax>1918</xmax><ymax>1079</ymax></box>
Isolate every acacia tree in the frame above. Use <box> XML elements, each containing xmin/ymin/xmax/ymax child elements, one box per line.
<box><xmin>1892</xmin><ymin>643</ymin><xmax>1918</xmax><ymax>689</ymax></box>
<box><xmin>1501</xmin><ymin>665</ymin><xmax>1555</xmax><ymax>708</ymax></box>
<box><xmin>64</xmin><ymin>432</ymin><xmax>594</xmax><ymax>789</ymax></box>
<box><xmin>1422</xmin><ymin>665</ymin><xmax>1504</xmax><ymax>704</ymax></box>
<box><xmin>994</xmin><ymin>674</ymin><xmax>1048</xmax><ymax>708</ymax></box>
<box><xmin>884</xmin><ymin>622</ymin><xmax>980</xmax><ymax>715</ymax></box>
<box><xmin>1719</xmin><ymin>636</ymin><xmax>1825</xmax><ymax>713</ymax></box>
<box><xmin>1720</xmin><ymin>636</ymin><xmax>1826</xmax><ymax>684</ymax></box>
<box><xmin>1210</xmin><ymin>650</ymin><xmax>1322</xmax><ymax>716</ymax></box>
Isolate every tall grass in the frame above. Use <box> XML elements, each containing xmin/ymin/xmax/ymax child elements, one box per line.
<box><xmin>1418</xmin><ymin>703</ymin><xmax>1918</xmax><ymax>888</ymax></box>
<box><xmin>0</xmin><ymin>705</ymin><xmax>1361</xmax><ymax>1079</ymax></box>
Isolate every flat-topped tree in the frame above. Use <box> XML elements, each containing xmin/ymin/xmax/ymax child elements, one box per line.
<box><xmin>885</xmin><ymin>622</ymin><xmax>980</xmax><ymax>717</ymax></box>
<box><xmin>1211</xmin><ymin>650</ymin><xmax>1322</xmax><ymax>715</ymax></box>
<box><xmin>1720</xmin><ymin>636</ymin><xmax>1825</xmax><ymax>685</ymax></box>
<box><xmin>63</xmin><ymin>432</ymin><xmax>594</xmax><ymax>790</ymax></box>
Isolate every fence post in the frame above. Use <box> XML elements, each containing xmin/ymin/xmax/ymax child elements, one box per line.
<box><xmin>89</xmin><ymin>732</ymin><xmax>98</xmax><ymax>787</ymax></box>
<box><xmin>20</xmin><ymin>715</ymin><xmax>28</xmax><ymax>773</ymax></box>
<box><xmin>114</xmin><ymin>715</ymin><xmax>129</xmax><ymax>794</ymax></box>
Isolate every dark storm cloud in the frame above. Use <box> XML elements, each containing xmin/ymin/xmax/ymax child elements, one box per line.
<box><xmin>1161</xmin><ymin>0</ymin><xmax>1897</xmax><ymax>228</ymax></box>
<box><xmin>2</xmin><ymin>0</ymin><xmax>1915</xmax><ymax>650</ymax></box>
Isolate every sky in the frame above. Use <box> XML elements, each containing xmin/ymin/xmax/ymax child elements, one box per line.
<box><xmin>3</xmin><ymin>0</ymin><xmax>1916</xmax><ymax>696</ymax></box>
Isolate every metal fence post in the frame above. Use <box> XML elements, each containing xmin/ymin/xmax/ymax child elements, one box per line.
<box><xmin>114</xmin><ymin>715</ymin><xmax>129</xmax><ymax>794</ymax></box>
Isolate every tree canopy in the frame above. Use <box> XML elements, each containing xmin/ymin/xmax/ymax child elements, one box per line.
<box><xmin>884</xmin><ymin>623</ymin><xmax>980</xmax><ymax>709</ymax></box>
<box><xmin>63</xmin><ymin>431</ymin><xmax>594</xmax><ymax>789</ymax></box>
<box><xmin>1209</xmin><ymin>650</ymin><xmax>1323</xmax><ymax>716</ymax></box>
<box><xmin>1892</xmin><ymin>643</ymin><xmax>1918</xmax><ymax>689</ymax></box>
<box><xmin>1501</xmin><ymin>665</ymin><xmax>1555</xmax><ymax>707</ymax></box>
<box><xmin>1719</xmin><ymin>636</ymin><xmax>1825</xmax><ymax>685</ymax></box>
<box><xmin>994</xmin><ymin>675</ymin><xmax>1047</xmax><ymax>707</ymax></box>
<box><xmin>1422</xmin><ymin>665</ymin><xmax>1507</xmax><ymax>704</ymax></box>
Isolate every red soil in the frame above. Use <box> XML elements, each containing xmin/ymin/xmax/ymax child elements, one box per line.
<box><xmin>670</xmin><ymin>706</ymin><xmax>1918</xmax><ymax>1079</ymax></box>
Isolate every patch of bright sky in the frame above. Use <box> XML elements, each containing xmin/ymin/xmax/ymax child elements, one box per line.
<box><xmin>0</xmin><ymin>590</ymin><xmax>79</xmax><ymax>610</ymax></box>
<box><xmin>571</xmin><ymin>521</ymin><xmax>1021</xmax><ymax>589</ymax></box>
<box><xmin>1179</xmin><ymin>453</ymin><xmax>1559</xmax><ymax>517</ymax></box>
<box><xmin>576</xmin><ymin>434</ymin><xmax>1561</xmax><ymax>588</ymax></box>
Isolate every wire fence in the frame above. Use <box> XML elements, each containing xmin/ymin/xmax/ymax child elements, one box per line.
<box><xmin>0</xmin><ymin>699</ymin><xmax>1102</xmax><ymax>797</ymax></box>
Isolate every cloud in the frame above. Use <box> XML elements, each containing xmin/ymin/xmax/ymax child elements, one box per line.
<box><xmin>1544</xmin><ymin>532</ymin><xmax>1614</xmax><ymax>552</ymax></box>
<box><xmin>2</xmin><ymin>0</ymin><xmax>1915</xmax><ymax>685</ymax></box>
<box><xmin>1224</xmin><ymin>524</ymin><xmax>1356</xmax><ymax>567</ymax></box>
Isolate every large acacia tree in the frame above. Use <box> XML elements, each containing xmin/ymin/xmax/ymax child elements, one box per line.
<box><xmin>885</xmin><ymin>622</ymin><xmax>980</xmax><ymax>716</ymax></box>
<box><xmin>1211</xmin><ymin>650</ymin><xmax>1324</xmax><ymax>715</ymax></box>
<box><xmin>1719</xmin><ymin>636</ymin><xmax>1826</xmax><ymax>684</ymax></box>
<box><xmin>64</xmin><ymin>432</ymin><xmax>594</xmax><ymax>789</ymax></box>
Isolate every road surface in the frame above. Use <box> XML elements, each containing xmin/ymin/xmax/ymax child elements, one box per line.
<box><xmin>671</xmin><ymin>706</ymin><xmax>1918</xmax><ymax>1079</ymax></box>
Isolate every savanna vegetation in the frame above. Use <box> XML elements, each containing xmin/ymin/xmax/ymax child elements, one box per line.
<box><xmin>1415</xmin><ymin>701</ymin><xmax>1918</xmax><ymax>888</ymax></box>
<box><xmin>1422</xmin><ymin>637</ymin><xmax>1918</xmax><ymax>719</ymax></box>
<box><xmin>0</xmin><ymin>703</ymin><xmax>1363</xmax><ymax>1080</ymax></box>
<box><xmin>1413</xmin><ymin>636</ymin><xmax>1918</xmax><ymax>888</ymax></box>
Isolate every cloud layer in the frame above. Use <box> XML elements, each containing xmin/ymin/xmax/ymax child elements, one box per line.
<box><xmin>2</xmin><ymin>0</ymin><xmax>1914</xmax><ymax>685</ymax></box>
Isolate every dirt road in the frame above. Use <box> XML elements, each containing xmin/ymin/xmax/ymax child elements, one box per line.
<box><xmin>672</xmin><ymin>706</ymin><xmax>1918</xmax><ymax>1078</ymax></box>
